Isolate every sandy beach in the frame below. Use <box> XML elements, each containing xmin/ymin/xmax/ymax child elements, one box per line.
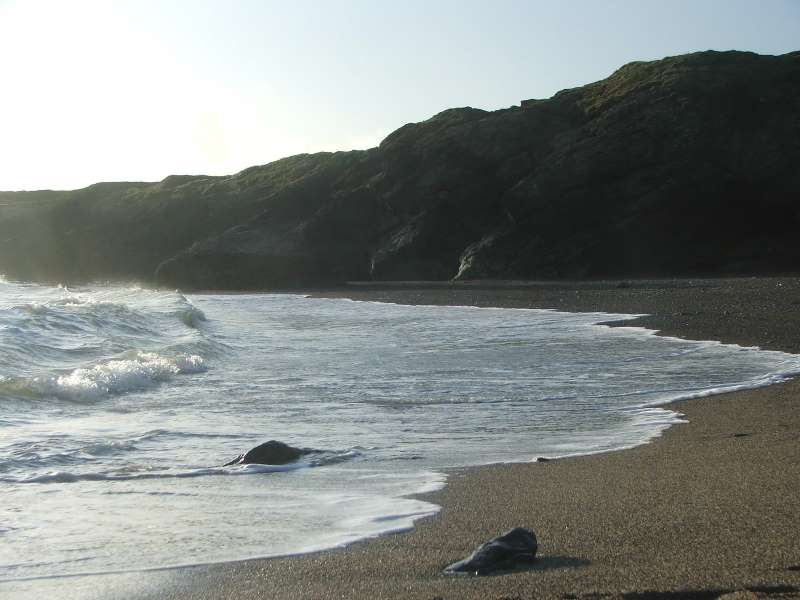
<box><xmin>6</xmin><ymin>278</ymin><xmax>799</xmax><ymax>600</ymax></box>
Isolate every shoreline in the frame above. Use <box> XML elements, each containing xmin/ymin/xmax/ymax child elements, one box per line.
<box><xmin>4</xmin><ymin>277</ymin><xmax>799</xmax><ymax>599</ymax></box>
<box><xmin>313</xmin><ymin>276</ymin><xmax>800</xmax><ymax>354</ymax></box>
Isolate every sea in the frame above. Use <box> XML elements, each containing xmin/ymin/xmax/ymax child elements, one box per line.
<box><xmin>1</xmin><ymin>279</ymin><xmax>799</xmax><ymax>584</ymax></box>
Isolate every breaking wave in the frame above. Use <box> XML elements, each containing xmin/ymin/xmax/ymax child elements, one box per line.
<box><xmin>0</xmin><ymin>352</ymin><xmax>206</xmax><ymax>401</ymax></box>
<box><xmin>0</xmin><ymin>281</ymin><xmax>212</xmax><ymax>405</ymax></box>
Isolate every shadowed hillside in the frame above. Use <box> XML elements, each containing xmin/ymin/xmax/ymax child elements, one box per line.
<box><xmin>1</xmin><ymin>50</ymin><xmax>798</xmax><ymax>288</ymax></box>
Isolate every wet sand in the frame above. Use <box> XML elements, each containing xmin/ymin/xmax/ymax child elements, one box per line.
<box><xmin>9</xmin><ymin>278</ymin><xmax>800</xmax><ymax>599</ymax></box>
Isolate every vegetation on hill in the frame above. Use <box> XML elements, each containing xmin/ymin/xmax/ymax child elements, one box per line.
<box><xmin>1</xmin><ymin>50</ymin><xmax>798</xmax><ymax>288</ymax></box>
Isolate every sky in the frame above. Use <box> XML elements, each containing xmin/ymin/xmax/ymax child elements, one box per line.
<box><xmin>0</xmin><ymin>0</ymin><xmax>798</xmax><ymax>191</ymax></box>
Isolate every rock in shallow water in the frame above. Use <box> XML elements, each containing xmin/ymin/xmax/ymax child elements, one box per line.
<box><xmin>224</xmin><ymin>440</ymin><xmax>312</xmax><ymax>466</ymax></box>
<box><xmin>444</xmin><ymin>527</ymin><xmax>538</xmax><ymax>575</ymax></box>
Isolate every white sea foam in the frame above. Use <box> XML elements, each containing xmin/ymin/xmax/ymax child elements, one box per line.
<box><xmin>2</xmin><ymin>462</ymin><xmax>308</xmax><ymax>485</ymax></box>
<box><xmin>56</xmin><ymin>352</ymin><xmax>205</xmax><ymax>396</ymax></box>
<box><xmin>11</xmin><ymin>352</ymin><xmax>208</xmax><ymax>401</ymax></box>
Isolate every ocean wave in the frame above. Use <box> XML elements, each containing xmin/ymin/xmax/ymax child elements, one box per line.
<box><xmin>2</xmin><ymin>286</ymin><xmax>207</xmax><ymax>337</ymax></box>
<box><xmin>178</xmin><ymin>306</ymin><xmax>207</xmax><ymax>328</ymax></box>
<box><xmin>633</xmin><ymin>367</ymin><xmax>800</xmax><ymax>408</ymax></box>
<box><xmin>0</xmin><ymin>440</ymin><xmax>138</xmax><ymax>472</ymax></box>
<box><xmin>2</xmin><ymin>448</ymin><xmax>362</xmax><ymax>484</ymax></box>
<box><xmin>309</xmin><ymin>448</ymin><xmax>364</xmax><ymax>466</ymax></box>
<box><xmin>0</xmin><ymin>465</ymin><xmax>297</xmax><ymax>484</ymax></box>
<box><xmin>8</xmin><ymin>296</ymin><xmax>206</xmax><ymax>332</ymax></box>
<box><xmin>80</xmin><ymin>439</ymin><xmax>139</xmax><ymax>456</ymax></box>
<box><xmin>133</xmin><ymin>429</ymin><xmax>247</xmax><ymax>441</ymax></box>
<box><xmin>0</xmin><ymin>351</ymin><xmax>207</xmax><ymax>401</ymax></box>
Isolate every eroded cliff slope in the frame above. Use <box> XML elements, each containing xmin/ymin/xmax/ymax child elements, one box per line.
<box><xmin>1</xmin><ymin>50</ymin><xmax>798</xmax><ymax>288</ymax></box>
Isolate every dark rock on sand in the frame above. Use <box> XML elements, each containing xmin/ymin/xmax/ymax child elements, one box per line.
<box><xmin>224</xmin><ymin>440</ymin><xmax>312</xmax><ymax>466</ymax></box>
<box><xmin>2</xmin><ymin>51</ymin><xmax>799</xmax><ymax>288</ymax></box>
<box><xmin>444</xmin><ymin>527</ymin><xmax>538</xmax><ymax>575</ymax></box>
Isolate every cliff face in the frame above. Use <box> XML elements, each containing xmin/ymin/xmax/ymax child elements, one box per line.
<box><xmin>2</xmin><ymin>50</ymin><xmax>799</xmax><ymax>288</ymax></box>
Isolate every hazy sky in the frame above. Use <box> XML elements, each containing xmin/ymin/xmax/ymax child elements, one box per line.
<box><xmin>1</xmin><ymin>0</ymin><xmax>798</xmax><ymax>191</ymax></box>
